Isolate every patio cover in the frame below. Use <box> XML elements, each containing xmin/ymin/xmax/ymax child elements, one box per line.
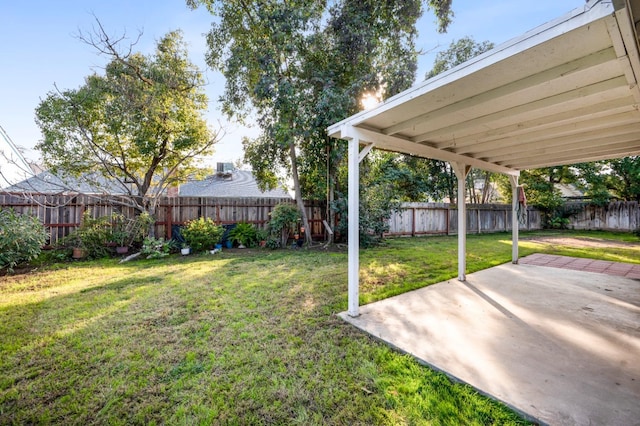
<box><xmin>327</xmin><ymin>0</ymin><xmax>640</xmax><ymax>316</ymax></box>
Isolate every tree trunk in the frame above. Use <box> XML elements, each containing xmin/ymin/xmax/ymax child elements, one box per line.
<box><xmin>447</xmin><ymin>164</ymin><xmax>456</xmax><ymax>204</ymax></box>
<box><xmin>288</xmin><ymin>142</ymin><xmax>312</xmax><ymax>245</ymax></box>
<box><xmin>327</xmin><ymin>177</ymin><xmax>335</xmax><ymax>245</ymax></box>
<box><xmin>483</xmin><ymin>171</ymin><xmax>494</xmax><ymax>203</ymax></box>
<box><xmin>325</xmin><ymin>139</ymin><xmax>335</xmax><ymax>245</ymax></box>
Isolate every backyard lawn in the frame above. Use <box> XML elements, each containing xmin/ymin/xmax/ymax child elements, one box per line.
<box><xmin>1</xmin><ymin>230</ymin><xmax>638</xmax><ymax>424</ymax></box>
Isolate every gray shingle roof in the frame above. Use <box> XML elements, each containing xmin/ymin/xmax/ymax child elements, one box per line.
<box><xmin>179</xmin><ymin>170</ymin><xmax>291</xmax><ymax>199</ymax></box>
<box><xmin>4</xmin><ymin>171</ymin><xmax>128</xmax><ymax>194</ymax></box>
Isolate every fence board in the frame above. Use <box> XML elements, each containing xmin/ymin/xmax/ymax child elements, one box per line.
<box><xmin>3</xmin><ymin>192</ymin><xmax>636</xmax><ymax>246</ymax></box>
<box><xmin>567</xmin><ymin>201</ymin><xmax>639</xmax><ymax>231</ymax></box>
<box><xmin>387</xmin><ymin>203</ymin><xmax>542</xmax><ymax>236</ymax></box>
<box><xmin>0</xmin><ymin>193</ymin><xmax>320</xmax><ymax>244</ymax></box>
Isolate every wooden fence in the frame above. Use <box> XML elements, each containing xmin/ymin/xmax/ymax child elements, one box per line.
<box><xmin>386</xmin><ymin>202</ymin><xmax>542</xmax><ymax>236</ymax></box>
<box><xmin>0</xmin><ymin>192</ymin><xmax>327</xmax><ymax>245</ymax></box>
<box><xmin>2</xmin><ymin>192</ymin><xmax>636</xmax><ymax>246</ymax></box>
<box><xmin>566</xmin><ymin>201</ymin><xmax>639</xmax><ymax>231</ymax></box>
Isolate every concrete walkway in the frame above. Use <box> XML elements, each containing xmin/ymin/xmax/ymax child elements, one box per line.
<box><xmin>340</xmin><ymin>257</ymin><xmax>640</xmax><ymax>425</ymax></box>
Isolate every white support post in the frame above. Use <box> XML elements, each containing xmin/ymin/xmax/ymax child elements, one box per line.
<box><xmin>510</xmin><ymin>175</ymin><xmax>519</xmax><ymax>264</ymax></box>
<box><xmin>347</xmin><ymin>136</ymin><xmax>360</xmax><ymax>317</ymax></box>
<box><xmin>451</xmin><ymin>162</ymin><xmax>471</xmax><ymax>281</ymax></box>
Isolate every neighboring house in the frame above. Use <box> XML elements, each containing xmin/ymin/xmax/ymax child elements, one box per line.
<box><xmin>4</xmin><ymin>170</ymin><xmax>128</xmax><ymax>195</ymax></box>
<box><xmin>0</xmin><ymin>125</ymin><xmax>33</xmax><ymax>188</ymax></box>
<box><xmin>555</xmin><ymin>183</ymin><xmax>585</xmax><ymax>199</ymax></box>
<box><xmin>178</xmin><ymin>164</ymin><xmax>291</xmax><ymax>199</ymax></box>
<box><xmin>6</xmin><ymin>161</ymin><xmax>291</xmax><ymax>200</ymax></box>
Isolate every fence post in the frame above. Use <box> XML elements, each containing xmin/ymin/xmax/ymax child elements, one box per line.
<box><xmin>411</xmin><ymin>207</ymin><xmax>416</xmax><ymax>237</ymax></box>
<box><xmin>167</xmin><ymin>204</ymin><xmax>173</xmax><ymax>239</ymax></box>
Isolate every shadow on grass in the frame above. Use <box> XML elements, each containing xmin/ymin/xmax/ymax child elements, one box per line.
<box><xmin>1</xmin><ymin>241</ymin><xmax>535</xmax><ymax>425</ymax></box>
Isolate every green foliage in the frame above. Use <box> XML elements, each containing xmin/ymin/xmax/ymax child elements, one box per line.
<box><xmin>141</xmin><ymin>237</ymin><xmax>174</xmax><ymax>259</ymax></box>
<box><xmin>181</xmin><ymin>217</ymin><xmax>224</xmax><ymax>252</ymax></box>
<box><xmin>265</xmin><ymin>237</ymin><xmax>281</xmax><ymax>250</ymax></box>
<box><xmin>228</xmin><ymin>223</ymin><xmax>261</xmax><ymax>248</ymax></box>
<box><xmin>68</xmin><ymin>211</ymin><xmax>113</xmax><ymax>259</ymax></box>
<box><xmin>108</xmin><ymin>213</ymin><xmax>130</xmax><ymax>247</ymax></box>
<box><xmin>130</xmin><ymin>212</ymin><xmax>155</xmax><ymax>245</ymax></box>
<box><xmin>548</xmin><ymin>217</ymin><xmax>570</xmax><ymax>230</ymax></box>
<box><xmin>63</xmin><ymin>211</ymin><xmax>154</xmax><ymax>259</ymax></box>
<box><xmin>188</xmin><ymin>0</ymin><xmax>448</xmax><ymax>237</ymax></box>
<box><xmin>0</xmin><ymin>209</ymin><xmax>47</xmax><ymax>272</ymax></box>
<box><xmin>333</xmin><ymin>191</ymin><xmax>398</xmax><ymax>249</ymax></box>
<box><xmin>427</xmin><ymin>36</ymin><xmax>494</xmax><ymax>79</ymax></box>
<box><xmin>35</xmin><ymin>28</ymin><xmax>217</xmax><ymax>214</ymax></box>
<box><xmin>605</xmin><ymin>156</ymin><xmax>640</xmax><ymax>201</ymax></box>
<box><xmin>267</xmin><ymin>203</ymin><xmax>301</xmax><ymax>247</ymax></box>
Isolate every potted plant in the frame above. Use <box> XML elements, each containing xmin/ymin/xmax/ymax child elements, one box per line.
<box><xmin>228</xmin><ymin>222</ymin><xmax>260</xmax><ymax>248</ymax></box>
<box><xmin>256</xmin><ymin>228</ymin><xmax>268</xmax><ymax>248</ymax></box>
<box><xmin>180</xmin><ymin>243</ymin><xmax>191</xmax><ymax>256</ymax></box>
<box><xmin>67</xmin><ymin>232</ymin><xmax>87</xmax><ymax>259</ymax></box>
<box><xmin>112</xmin><ymin>229</ymin><xmax>130</xmax><ymax>254</ymax></box>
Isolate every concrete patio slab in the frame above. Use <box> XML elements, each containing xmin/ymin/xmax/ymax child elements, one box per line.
<box><xmin>339</xmin><ymin>261</ymin><xmax>640</xmax><ymax>425</ymax></box>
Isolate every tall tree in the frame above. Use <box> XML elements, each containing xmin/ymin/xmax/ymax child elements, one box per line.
<box><xmin>35</xmin><ymin>25</ymin><xmax>218</xmax><ymax>221</ymax></box>
<box><xmin>188</xmin><ymin>0</ymin><xmax>324</xmax><ymax>243</ymax></box>
<box><xmin>188</xmin><ymin>0</ymin><xmax>453</xmax><ymax>244</ymax></box>
<box><xmin>605</xmin><ymin>157</ymin><xmax>640</xmax><ymax>201</ymax></box>
<box><xmin>427</xmin><ymin>36</ymin><xmax>494</xmax><ymax>79</ymax></box>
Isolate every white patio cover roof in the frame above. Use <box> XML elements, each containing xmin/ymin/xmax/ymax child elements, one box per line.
<box><xmin>328</xmin><ymin>0</ymin><xmax>640</xmax><ymax>318</ymax></box>
<box><xmin>328</xmin><ymin>0</ymin><xmax>640</xmax><ymax>174</ymax></box>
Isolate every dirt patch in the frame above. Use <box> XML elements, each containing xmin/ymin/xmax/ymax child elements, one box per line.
<box><xmin>522</xmin><ymin>236</ymin><xmax>639</xmax><ymax>249</ymax></box>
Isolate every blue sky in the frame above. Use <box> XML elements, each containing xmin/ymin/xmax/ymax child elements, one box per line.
<box><xmin>1</xmin><ymin>0</ymin><xmax>584</xmax><ymax>164</ymax></box>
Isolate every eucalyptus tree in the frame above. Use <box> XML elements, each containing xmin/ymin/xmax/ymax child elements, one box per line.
<box><xmin>188</xmin><ymin>0</ymin><xmax>453</xmax><ymax>244</ymax></box>
<box><xmin>35</xmin><ymin>25</ymin><xmax>218</xmax><ymax>221</ymax></box>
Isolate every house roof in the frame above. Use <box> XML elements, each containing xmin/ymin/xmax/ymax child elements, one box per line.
<box><xmin>179</xmin><ymin>170</ymin><xmax>291</xmax><ymax>199</ymax></box>
<box><xmin>3</xmin><ymin>170</ymin><xmax>129</xmax><ymax>195</ymax></box>
<box><xmin>328</xmin><ymin>0</ymin><xmax>640</xmax><ymax>174</ymax></box>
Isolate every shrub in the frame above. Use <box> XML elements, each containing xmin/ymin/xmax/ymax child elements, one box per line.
<box><xmin>332</xmin><ymin>187</ymin><xmax>398</xmax><ymax>248</ymax></box>
<box><xmin>181</xmin><ymin>217</ymin><xmax>224</xmax><ymax>253</ymax></box>
<box><xmin>228</xmin><ymin>222</ymin><xmax>261</xmax><ymax>247</ymax></box>
<box><xmin>66</xmin><ymin>211</ymin><xmax>112</xmax><ymax>259</ymax></box>
<box><xmin>141</xmin><ymin>237</ymin><xmax>174</xmax><ymax>259</ymax></box>
<box><xmin>0</xmin><ymin>209</ymin><xmax>47</xmax><ymax>272</ymax></box>
<box><xmin>265</xmin><ymin>237</ymin><xmax>280</xmax><ymax>250</ymax></box>
<box><xmin>62</xmin><ymin>211</ymin><xmax>155</xmax><ymax>259</ymax></box>
<box><xmin>268</xmin><ymin>203</ymin><xmax>301</xmax><ymax>247</ymax></box>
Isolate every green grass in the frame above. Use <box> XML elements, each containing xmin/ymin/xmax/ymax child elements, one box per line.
<box><xmin>1</xmin><ymin>230</ymin><xmax>637</xmax><ymax>424</ymax></box>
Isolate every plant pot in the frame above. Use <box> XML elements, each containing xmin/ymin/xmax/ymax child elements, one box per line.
<box><xmin>116</xmin><ymin>246</ymin><xmax>129</xmax><ymax>254</ymax></box>
<box><xmin>181</xmin><ymin>247</ymin><xmax>191</xmax><ymax>255</ymax></box>
<box><xmin>259</xmin><ymin>240</ymin><xmax>266</xmax><ymax>248</ymax></box>
<box><xmin>225</xmin><ymin>240</ymin><xmax>233</xmax><ymax>249</ymax></box>
<box><xmin>72</xmin><ymin>247</ymin><xmax>87</xmax><ymax>259</ymax></box>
